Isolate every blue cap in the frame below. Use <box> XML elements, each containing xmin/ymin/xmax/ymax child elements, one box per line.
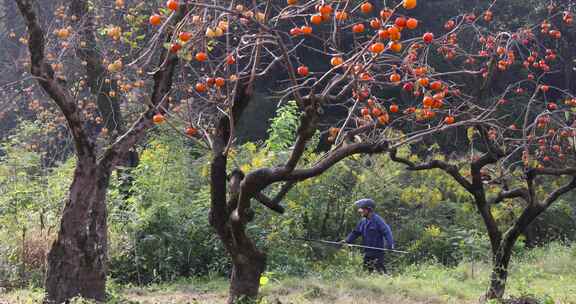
<box><xmin>354</xmin><ymin>198</ymin><xmax>375</xmax><ymax>210</ymax></box>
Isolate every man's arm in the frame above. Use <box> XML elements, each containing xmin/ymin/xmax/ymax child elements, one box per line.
<box><xmin>345</xmin><ymin>222</ymin><xmax>362</xmax><ymax>243</ymax></box>
<box><xmin>382</xmin><ymin>223</ymin><xmax>395</xmax><ymax>250</ymax></box>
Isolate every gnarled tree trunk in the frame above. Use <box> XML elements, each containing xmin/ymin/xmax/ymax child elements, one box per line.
<box><xmin>228</xmin><ymin>247</ymin><xmax>266</xmax><ymax>304</ymax></box>
<box><xmin>209</xmin><ymin>108</ymin><xmax>267</xmax><ymax>303</ymax></box>
<box><xmin>485</xmin><ymin>243</ymin><xmax>514</xmax><ymax>300</ymax></box>
<box><xmin>210</xmin><ymin>151</ymin><xmax>266</xmax><ymax>304</ymax></box>
<box><xmin>485</xmin><ymin>205</ymin><xmax>545</xmax><ymax>301</ymax></box>
<box><xmin>44</xmin><ymin>161</ymin><xmax>111</xmax><ymax>304</ymax></box>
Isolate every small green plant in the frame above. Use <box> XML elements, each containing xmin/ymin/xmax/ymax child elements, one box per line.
<box><xmin>265</xmin><ymin>100</ymin><xmax>300</xmax><ymax>152</ymax></box>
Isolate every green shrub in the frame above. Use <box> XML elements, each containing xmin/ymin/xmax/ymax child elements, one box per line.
<box><xmin>0</xmin><ymin>121</ymin><xmax>73</xmax><ymax>287</ymax></box>
<box><xmin>107</xmin><ymin>133</ymin><xmax>228</xmax><ymax>284</ymax></box>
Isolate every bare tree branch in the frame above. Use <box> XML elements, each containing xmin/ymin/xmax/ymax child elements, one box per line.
<box><xmin>284</xmin><ymin>141</ymin><xmax>389</xmax><ymax>181</ymax></box>
<box><xmin>99</xmin><ymin>6</ymin><xmax>190</xmax><ymax>169</ymax></box>
<box><xmin>253</xmin><ymin>180</ymin><xmax>296</xmax><ymax>214</ymax></box>
<box><xmin>528</xmin><ymin>167</ymin><xmax>576</xmax><ymax>178</ymax></box>
<box><xmin>542</xmin><ymin>177</ymin><xmax>576</xmax><ymax>208</ymax></box>
<box><xmin>15</xmin><ymin>0</ymin><xmax>95</xmax><ymax>160</ymax></box>
<box><xmin>488</xmin><ymin>188</ymin><xmax>530</xmax><ymax>206</ymax></box>
<box><xmin>254</xmin><ymin>193</ymin><xmax>285</xmax><ymax>214</ymax></box>
<box><xmin>284</xmin><ymin>104</ymin><xmax>318</xmax><ymax>171</ymax></box>
<box><xmin>389</xmin><ymin>148</ymin><xmax>474</xmax><ymax>192</ymax></box>
<box><xmin>70</xmin><ymin>0</ymin><xmax>124</xmax><ymax>137</ymax></box>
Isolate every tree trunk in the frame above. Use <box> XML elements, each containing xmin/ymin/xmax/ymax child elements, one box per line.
<box><xmin>485</xmin><ymin>245</ymin><xmax>513</xmax><ymax>300</ymax></box>
<box><xmin>44</xmin><ymin>161</ymin><xmax>111</xmax><ymax>304</ymax></box>
<box><xmin>484</xmin><ymin>206</ymin><xmax>540</xmax><ymax>301</ymax></box>
<box><xmin>228</xmin><ymin>249</ymin><xmax>266</xmax><ymax>304</ymax></box>
<box><xmin>523</xmin><ymin>222</ymin><xmax>538</xmax><ymax>248</ymax></box>
<box><xmin>210</xmin><ymin>140</ymin><xmax>266</xmax><ymax>304</ymax></box>
<box><xmin>207</xmin><ymin>82</ymin><xmax>261</xmax><ymax>303</ymax></box>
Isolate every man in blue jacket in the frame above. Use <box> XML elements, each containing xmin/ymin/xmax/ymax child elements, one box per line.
<box><xmin>343</xmin><ymin>198</ymin><xmax>395</xmax><ymax>273</ymax></box>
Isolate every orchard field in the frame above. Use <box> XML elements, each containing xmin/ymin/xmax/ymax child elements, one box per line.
<box><xmin>1</xmin><ymin>0</ymin><xmax>576</xmax><ymax>303</ymax></box>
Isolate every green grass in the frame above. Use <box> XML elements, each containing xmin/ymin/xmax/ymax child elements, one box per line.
<box><xmin>1</xmin><ymin>243</ymin><xmax>574</xmax><ymax>304</ymax></box>
<box><xmin>0</xmin><ymin>288</ymin><xmax>45</xmax><ymax>304</ymax></box>
<box><xmin>254</xmin><ymin>243</ymin><xmax>575</xmax><ymax>304</ymax></box>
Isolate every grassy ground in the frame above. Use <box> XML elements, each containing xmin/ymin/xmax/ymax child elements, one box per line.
<box><xmin>1</xmin><ymin>244</ymin><xmax>574</xmax><ymax>304</ymax></box>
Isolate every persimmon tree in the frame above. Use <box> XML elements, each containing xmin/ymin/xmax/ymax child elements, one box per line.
<box><xmin>146</xmin><ymin>0</ymin><xmax>501</xmax><ymax>302</ymax></box>
<box><xmin>13</xmin><ymin>0</ymin><xmax>198</xmax><ymax>302</ymax></box>
<box><xmin>387</xmin><ymin>1</ymin><xmax>576</xmax><ymax>300</ymax></box>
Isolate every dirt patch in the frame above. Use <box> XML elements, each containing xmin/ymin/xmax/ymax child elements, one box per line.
<box><xmin>124</xmin><ymin>290</ymin><xmax>227</xmax><ymax>304</ymax></box>
<box><xmin>123</xmin><ymin>289</ymin><xmax>447</xmax><ymax>304</ymax></box>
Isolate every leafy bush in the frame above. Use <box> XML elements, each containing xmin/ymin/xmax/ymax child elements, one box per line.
<box><xmin>108</xmin><ymin>132</ymin><xmax>228</xmax><ymax>284</ymax></box>
<box><xmin>0</xmin><ymin>121</ymin><xmax>73</xmax><ymax>287</ymax></box>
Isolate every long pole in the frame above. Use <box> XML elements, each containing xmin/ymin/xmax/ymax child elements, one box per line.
<box><xmin>294</xmin><ymin>238</ymin><xmax>410</xmax><ymax>254</ymax></box>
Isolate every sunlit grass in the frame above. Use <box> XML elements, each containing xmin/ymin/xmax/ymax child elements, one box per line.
<box><xmin>1</xmin><ymin>243</ymin><xmax>574</xmax><ymax>304</ymax></box>
<box><xmin>259</xmin><ymin>243</ymin><xmax>576</xmax><ymax>304</ymax></box>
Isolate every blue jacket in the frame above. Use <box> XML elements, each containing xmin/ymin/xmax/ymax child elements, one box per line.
<box><xmin>346</xmin><ymin>213</ymin><xmax>395</xmax><ymax>257</ymax></box>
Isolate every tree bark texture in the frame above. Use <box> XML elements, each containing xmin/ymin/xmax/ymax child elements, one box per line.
<box><xmin>44</xmin><ymin>162</ymin><xmax>112</xmax><ymax>303</ymax></box>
